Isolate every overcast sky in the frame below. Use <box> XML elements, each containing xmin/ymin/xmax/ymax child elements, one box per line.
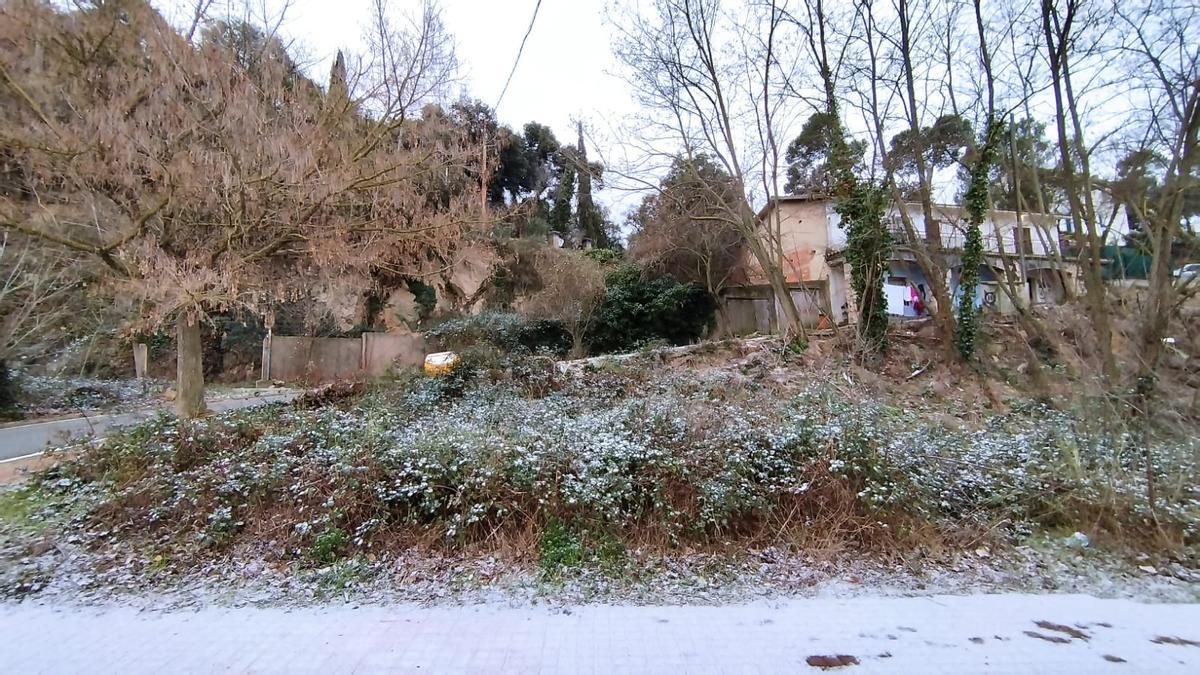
<box><xmin>284</xmin><ymin>0</ymin><xmax>630</xmax><ymax>130</ymax></box>
<box><xmin>156</xmin><ymin>0</ymin><xmax>1130</xmax><ymax>220</ymax></box>
<box><xmin>160</xmin><ymin>0</ymin><xmax>640</xmax><ymax>210</ymax></box>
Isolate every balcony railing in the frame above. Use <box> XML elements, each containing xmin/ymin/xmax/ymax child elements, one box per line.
<box><xmin>888</xmin><ymin>222</ymin><xmax>1037</xmax><ymax>255</ymax></box>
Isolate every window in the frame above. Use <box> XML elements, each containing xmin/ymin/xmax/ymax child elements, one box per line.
<box><xmin>1019</xmin><ymin>227</ymin><xmax>1034</xmax><ymax>254</ymax></box>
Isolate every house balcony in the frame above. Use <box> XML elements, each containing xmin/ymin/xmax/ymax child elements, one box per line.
<box><xmin>887</xmin><ymin>221</ymin><xmax>1037</xmax><ymax>256</ymax></box>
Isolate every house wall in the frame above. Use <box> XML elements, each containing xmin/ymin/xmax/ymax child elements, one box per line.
<box><xmin>1026</xmin><ymin>265</ymin><xmax>1081</xmax><ymax>305</ymax></box>
<box><xmin>729</xmin><ymin>197</ymin><xmax>1075</xmax><ymax>327</ymax></box>
<box><xmin>826</xmin><ymin>205</ymin><xmax>847</xmax><ymax>248</ymax></box>
<box><xmin>887</xmin><ymin>203</ymin><xmax>1058</xmax><ymax>257</ymax></box>
<box><xmin>739</xmin><ymin>200</ymin><xmax>833</xmax><ymax>284</ymax></box>
<box><xmin>888</xmin><ymin>260</ymin><xmax>1031</xmax><ymax>318</ymax></box>
<box><xmin>828</xmin><ymin>263</ymin><xmax>851</xmax><ymax>323</ymax></box>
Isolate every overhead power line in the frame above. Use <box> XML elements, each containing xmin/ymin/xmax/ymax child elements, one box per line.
<box><xmin>494</xmin><ymin>0</ymin><xmax>544</xmax><ymax>112</ymax></box>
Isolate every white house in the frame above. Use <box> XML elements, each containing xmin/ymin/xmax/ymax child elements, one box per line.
<box><xmin>721</xmin><ymin>195</ymin><xmax>1082</xmax><ymax>335</ymax></box>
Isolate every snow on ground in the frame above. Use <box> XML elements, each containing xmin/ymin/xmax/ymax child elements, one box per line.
<box><xmin>8</xmin><ymin>538</ymin><xmax>1200</xmax><ymax>611</ymax></box>
<box><xmin>2</xmin><ymin>593</ymin><xmax>1198</xmax><ymax>673</ymax></box>
<box><xmin>9</xmin><ymin>372</ymin><xmax>168</xmax><ymax>418</ymax></box>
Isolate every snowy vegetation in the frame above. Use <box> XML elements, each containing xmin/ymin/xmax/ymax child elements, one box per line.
<box><xmin>5</xmin><ymin>351</ymin><xmax>1195</xmax><ymax>590</ymax></box>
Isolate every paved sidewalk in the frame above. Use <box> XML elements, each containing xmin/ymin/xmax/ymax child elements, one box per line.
<box><xmin>2</xmin><ymin>594</ymin><xmax>1198</xmax><ymax>673</ymax></box>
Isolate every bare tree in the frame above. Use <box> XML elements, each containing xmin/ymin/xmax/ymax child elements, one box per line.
<box><xmin>1038</xmin><ymin>0</ymin><xmax>1121</xmax><ymax>382</ymax></box>
<box><xmin>883</xmin><ymin>0</ymin><xmax>959</xmax><ymax>352</ymax></box>
<box><xmin>525</xmin><ymin>249</ymin><xmax>607</xmax><ymax>357</ymax></box>
<box><xmin>794</xmin><ymin>0</ymin><xmax>891</xmax><ymax>353</ymax></box>
<box><xmin>354</xmin><ymin>0</ymin><xmax>459</xmax><ymax>129</ymax></box>
<box><xmin>0</xmin><ymin>232</ymin><xmax>77</xmax><ymax>394</ymax></box>
<box><xmin>1</xmin><ymin>0</ymin><xmax>479</xmax><ymax>416</ymax></box>
<box><xmin>832</xmin><ymin>0</ymin><xmax>960</xmax><ymax>352</ymax></box>
<box><xmin>1109</xmin><ymin>1</ymin><xmax>1200</xmax><ymax>380</ymax></box>
<box><xmin>628</xmin><ymin>155</ymin><xmax>744</xmax><ymax>333</ymax></box>
<box><xmin>1103</xmin><ymin>4</ymin><xmax>1200</xmax><ymax>504</ymax></box>
<box><xmin>613</xmin><ymin>0</ymin><xmax>808</xmax><ymax>339</ymax></box>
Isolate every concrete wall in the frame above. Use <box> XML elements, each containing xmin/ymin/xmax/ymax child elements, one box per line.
<box><xmin>268</xmin><ymin>337</ymin><xmax>363</xmax><ymax>383</ymax></box>
<box><xmin>266</xmin><ymin>332</ymin><xmax>427</xmax><ymax>384</ymax></box>
<box><xmin>362</xmin><ymin>332</ymin><xmax>426</xmax><ymax>374</ymax></box>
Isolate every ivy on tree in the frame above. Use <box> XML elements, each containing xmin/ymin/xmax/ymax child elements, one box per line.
<box><xmin>835</xmin><ymin>182</ymin><xmax>890</xmax><ymax>352</ymax></box>
<box><xmin>956</xmin><ymin>120</ymin><xmax>1005</xmax><ymax>360</ymax></box>
<box><xmin>806</xmin><ymin>105</ymin><xmax>889</xmax><ymax>352</ymax></box>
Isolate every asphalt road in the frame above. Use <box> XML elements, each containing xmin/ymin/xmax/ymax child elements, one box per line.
<box><xmin>0</xmin><ymin>392</ymin><xmax>298</xmax><ymax>462</ymax></box>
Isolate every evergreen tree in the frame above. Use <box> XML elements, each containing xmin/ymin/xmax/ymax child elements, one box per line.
<box><xmin>784</xmin><ymin>112</ymin><xmax>867</xmax><ymax>195</ymax></box>
<box><xmin>888</xmin><ymin>114</ymin><xmax>974</xmax><ymax>199</ymax></box>
<box><xmin>574</xmin><ymin>122</ymin><xmax>608</xmax><ymax>247</ymax></box>
<box><xmin>325</xmin><ymin>50</ymin><xmax>349</xmax><ymax>115</ymax></box>
<box><xmin>550</xmin><ymin>159</ymin><xmax>576</xmax><ymax>232</ymax></box>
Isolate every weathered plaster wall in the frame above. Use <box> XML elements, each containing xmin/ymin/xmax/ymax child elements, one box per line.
<box><xmin>737</xmin><ymin>199</ymin><xmax>833</xmax><ymax>285</ymax></box>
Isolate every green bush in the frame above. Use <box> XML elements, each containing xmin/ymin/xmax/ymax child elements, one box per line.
<box><xmin>587</xmin><ymin>265</ymin><xmax>715</xmax><ymax>353</ymax></box>
<box><xmin>539</xmin><ymin>520</ymin><xmax>583</xmax><ymax>577</ymax></box>
<box><xmin>16</xmin><ymin>369</ymin><xmax>1200</xmax><ymax>578</ymax></box>
<box><xmin>583</xmin><ymin>248</ymin><xmax>622</xmax><ymax>265</ymax></box>
<box><xmin>310</xmin><ymin>527</ymin><xmax>350</xmax><ymax>565</ymax></box>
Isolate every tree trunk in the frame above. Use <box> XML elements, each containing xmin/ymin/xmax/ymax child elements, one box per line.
<box><xmin>712</xmin><ymin>295</ymin><xmax>732</xmax><ymax>338</ymax></box>
<box><xmin>895</xmin><ymin>0</ymin><xmax>957</xmax><ymax>359</ymax></box>
<box><xmin>176</xmin><ymin>310</ymin><xmax>207</xmax><ymax>419</ymax></box>
<box><xmin>766</xmin><ymin>263</ymin><xmax>805</xmax><ymax>338</ymax></box>
<box><xmin>570</xmin><ymin>330</ymin><xmax>587</xmax><ymax>359</ymax></box>
<box><xmin>1041</xmin><ymin>0</ymin><xmax>1117</xmax><ymax>384</ymax></box>
<box><xmin>0</xmin><ymin>358</ymin><xmax>16</xmax><ymax>415</ymax></box>
<box><xmin>738</xmin><ymin>204</ymin><xmax>806</xmax><ymax>340</ymax></box>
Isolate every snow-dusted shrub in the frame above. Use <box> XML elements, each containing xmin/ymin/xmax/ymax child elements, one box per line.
<box><xmin>40</xmin><ymin>369</ymin><xmax>1200</xmax><ymax>568</ymax></box>
<box><xmin>426</xmin><ymin>311</ymin><xmax>572</xmax><ymax>356</ymax></box>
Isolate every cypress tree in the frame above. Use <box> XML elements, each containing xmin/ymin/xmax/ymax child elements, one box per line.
<box><xmin>574</xmin><ymin>122</ymin><xmax>607</xmax><ymax>247</ymax></box>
